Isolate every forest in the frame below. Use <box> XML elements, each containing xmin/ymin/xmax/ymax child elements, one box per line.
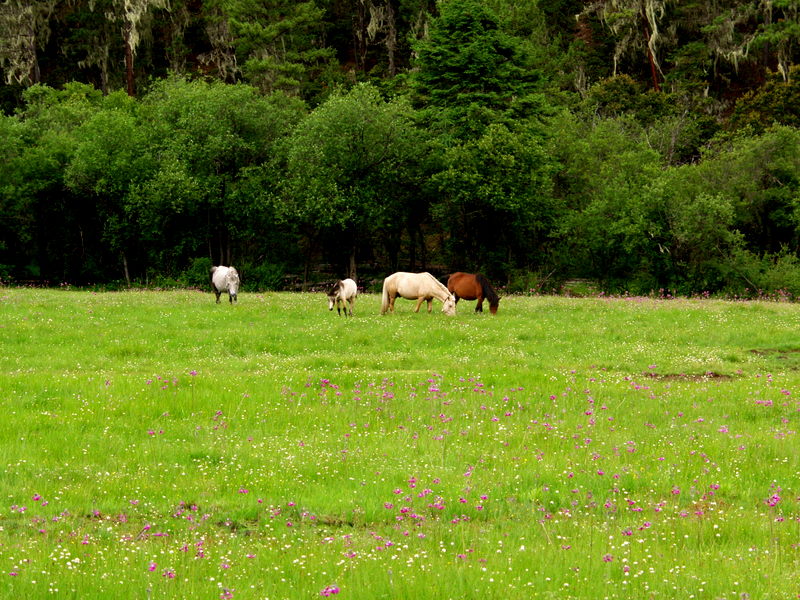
<box><xmin>1</xmin><ymin>0</ymin><xmax>800</xmax><ymax>295</ymax></box>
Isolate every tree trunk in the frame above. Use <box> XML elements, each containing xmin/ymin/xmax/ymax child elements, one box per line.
<box><xmin>123</xmin><ymin>21</ymin><xmax>135</xmax><ymax>96</ymax></box>
<box><xmin>122</xmin><ymin>251</ymin><xmax>131</xmax><ymax>287</ymax></box>
<box><xmin>408</xmin><ymin>224</ymin><xmax>417</xmax><ymax>271</ymax></box>
<box><xmin>385</xmin><ymin>0</ymin><xmax>397</xmax><ymax>76</ymax></box>
<box><xmin>349</xmin><ymin>246</ymin><xmax>357</xmax><ymax>281</ymax></box>
<box><xmin>640</xmin><ymin>7</ymin><xmax>660</xmax><ymax>91</ymax></box>
<box><xmin>26</xmin><ymin>18</ymin><xmax>40</xmax><ymax>84</ymax></box>
<box><xmin>355</xmin><ymin>0</ymin><xmax>368</xmax><ymax>73</ymax></box>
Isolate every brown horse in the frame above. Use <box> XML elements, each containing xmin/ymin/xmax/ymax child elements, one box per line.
<box><xmin>447</xmin><ymin>272</ymin><xmax>500</xmax><ymax>315</ymax></box>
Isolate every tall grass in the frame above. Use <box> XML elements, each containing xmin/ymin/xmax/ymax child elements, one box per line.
<box><xmin>1</xmin><ymin>288</ymin><xmax>799</xmax><ymax>598</ymax></box>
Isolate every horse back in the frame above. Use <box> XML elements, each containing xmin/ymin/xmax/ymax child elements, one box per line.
<box><xmin>341</xmin><ymin>278</ymin><xmax>357</xmax><ymax>298</ymax></box>
<box><xmin>447</xmin><ymin>272</ymin><xmax>480</xmax><ymax>299</ymax></box>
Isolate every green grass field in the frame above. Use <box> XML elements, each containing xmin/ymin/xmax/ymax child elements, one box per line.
<box><xmin>1</xmin><ymin>288</ymin><xmax>799</xmax><ymax>599</ymax></box>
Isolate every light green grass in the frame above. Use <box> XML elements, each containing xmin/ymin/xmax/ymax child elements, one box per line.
<box><xmin>1</xmin><ymin>288</ymin><xmax>799</xmax><ymax>598</ymax></box>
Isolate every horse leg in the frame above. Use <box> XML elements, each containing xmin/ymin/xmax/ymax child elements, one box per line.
<box><xmin>347</xmin><ymin>298</ymin><xmax>354</xmax><ymax>317</ymax></box>
<box><xmin>427</xmin><ymin>298</ymin><xmax>433</xmax><ymax>313</ymax></box>
<box><xmin>414</xmin><ymin>297</ymin><xmax>424</xmax><ymax>313</ymax></box>
<box><xmin>215</xmin><ymin>290</ymin><xmax>221</xmax><ymax>304</ymax></box>
<box><xmin>476</xmin><ymin>296</ymin><xmax>483</xmax><ymax>313</ymax></box>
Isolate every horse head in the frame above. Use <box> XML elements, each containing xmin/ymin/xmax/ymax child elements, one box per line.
<box><xmin>227</xmin><ymin>269</ymin><xmax>240</xmax><ymax>302</ymax></box>
<box><xmin>327</xmin><ymin>281</ymin><xmax>342</xmax><ymax>310</ymax></box>
<box><xmin>442</xmin><ymin>293</ymin><xmax>457</xmax><ymax>316</ymax></box>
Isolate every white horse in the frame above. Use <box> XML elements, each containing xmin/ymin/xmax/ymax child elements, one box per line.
<box><xmin>380</xmin><ymin>272</ymin><xmax>456</xmax><ymax>316</ymax></box>
<box><xmin>327</xmin><ymin>278</ymin><xmax>357</xmax><ymax>316</ymax></box>
<box><xmin>210</xmin><ymin>266</ymin><xmax>239</xmax><ymax>303</ymax></box>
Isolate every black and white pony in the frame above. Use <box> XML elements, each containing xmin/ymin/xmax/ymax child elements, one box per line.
<box><xmin>327</xmin><ymin>278</ymin><xmax>357</xmax><ymax>316</ymax></box>
<box><xmin>210</xmin><ymin>266</ymin><xmax>240</xmax><ymax>303</ymax></box>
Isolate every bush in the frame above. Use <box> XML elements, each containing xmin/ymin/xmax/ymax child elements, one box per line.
<box><xmin>505</xmin><ymin>269</ymin><xmax>559</xmax><ymax>294</ymax></box>
<box><xmin>241</xmin><ymin>262</ymin><xmax>285</xmax><ymax>291</ymax></box>
<box><xmin>723</xmin><ymin>249</ymin><xmax>800</xmax><ymax>299</ymax></box>
<box><xmin>181</xmin><ymin>257</ymin><xmax>213</xmax><ymax>289</ymax></box>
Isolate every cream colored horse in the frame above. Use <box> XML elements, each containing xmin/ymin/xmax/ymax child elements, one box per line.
<box><xmin>380</xmin><ymin>272</ymin><xmax>456</xmax><ymax>316</ymax></box>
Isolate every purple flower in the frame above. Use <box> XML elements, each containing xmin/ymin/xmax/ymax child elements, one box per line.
<box><xmin>320</xmin><ymin>585</ymin><xmax>340</xmax><ymax>596</ymax></box>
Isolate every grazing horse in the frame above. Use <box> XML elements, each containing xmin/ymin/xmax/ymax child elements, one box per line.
<box><xmin>381</xmin><ymin>272</ymin><xmax>456</xmax><ymax>316</ymax></box>
<box><xmin>447</xmin><ymin>272</ymin><xmax>500</xmax><ymax>315</ymax></box>
<box><xmin>210</xmin><ymin>266</ymin><xmax>240</xmax><ymax>304</ymax></box>
<box><xmin>327</xmin><ymin>278</ymin><xmax>357</xmax><ymax>316</ymax></box>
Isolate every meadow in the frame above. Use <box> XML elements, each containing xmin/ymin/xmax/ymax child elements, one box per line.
<box><xmin>1</xmin><ymin>287</ymin><xmax>799</xmax><ymax>599</ymax></box>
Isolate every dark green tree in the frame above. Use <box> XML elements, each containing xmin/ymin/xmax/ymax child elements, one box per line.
<box><xmin>224</xmin><ymin>0</ymin><xmax>338</xmax><ymax>100</ymax></box>
<box><xmin>431</xmin><ymin>121</ymin><xmax>558</xmax><ymax>277</ymax></box>
<box><xmin>410</xmin><ymin>0</ymin><xmax>545</xmax><ymax>135</ymax></box>
<box><xmin>64</xmin><ymin>91</ymin><xmax>151</xmax><ymax>284</ymax></box>
<box><xmin>0</xmin><ymin>82</ymin><xmax>108</xmax><ymax>282</ymax></box>
<box><xmin>134</xmin><ymin>77</ymin><xmax>305</xmax><ymax>274</ymax></box>
<box><xmin>281</xmin><ymin>82</ymin><xmax>425</xmax><ymax>280</ymax></box>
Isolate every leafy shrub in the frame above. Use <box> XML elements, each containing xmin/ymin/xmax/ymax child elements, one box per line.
<box><xmin>723</xmin><ymin>249</ymin><xmax>800</xmax><ymax>299</ymax></box>
<box><xmin>505</xmin><ymin>269</ymin><xmax>559</xmax><ymax>295</ymax></box>
<box><xmin>181</xmin><ymin>257</ymin><xmax>213</xmax><ymax>289</ymax></box>
<box><xmin>242</xmin><ymin>262</ymin><xmax>285</xmax><ymax>291</ymax></box>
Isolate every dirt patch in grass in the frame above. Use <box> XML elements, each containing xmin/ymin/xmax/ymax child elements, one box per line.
<box><xmin>642</xmin><ymin>371</ymin><xmax>733</xmax><ymax>381</ymax></box>
<box><xmin>750</xmin><ymin>348</ymin><xmax>800</xmax><ymax>358</ymax></box>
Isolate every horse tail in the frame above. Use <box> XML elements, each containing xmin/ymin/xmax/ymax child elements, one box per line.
<box><xmin>380</xmin><ymin>278</ymin><xmax>390</xmax><ymax>314</ymax></box>
<box><xmin>476</xmin><ymin>274</ymin><xmax>499</xmax><ymax>306</ymax></box>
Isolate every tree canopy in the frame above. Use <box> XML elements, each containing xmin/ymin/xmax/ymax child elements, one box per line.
<box><xmin>3</xmin><ymin>0</ymin><xmax>800</xmax><ymax>296</ymax></box>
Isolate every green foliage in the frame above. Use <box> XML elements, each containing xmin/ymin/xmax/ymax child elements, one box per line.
<box><xmin>281</xmin><ymin>82</ymin><xmax>425</xmax><ymax>272</ymax></box>
<box><xmin>550</xmin><ymin>113</ymin><xmax>665</xmax><ymax>284</ymax></box>
<box><xmin>134</xmin><ymin>77</ymin><xmax>305</xmax><ymax>272</ymax></box>
<box><xmin>727</xmin><ymin>247</ymin><xmax>800</xmax><ymax>297</ymax></box>
<box><xmin>431</xmin><ymin>121</ymin><xmax>558</xmax><ymax>275</ymax></box>
<box><xmin>411</xmin><ymin>0</ymin><xmax>545</xmax><ymax>135</ymax></box>
<box><xmin>181</xmin><ymin>256</ymin><xmax>214</xmax><ymax>288</ymax></box>
<box><xmin>3</xmin><ymin>0</ymin><xmax>800</xmax><ymax>296</ymax></box>
<box><xmin>241</xmin><ymin>261</ymin><xmax>285</xmax><ymax>291</ymax></box>
<box><xmin>730</xmin><ymin>67</ymin><xmax>800</xmax><ymax>132</ymax></box>
<box><xmin>225</xmin><ymin>0</ymin><xmax>338</xmax><ymax>100</ymax></box>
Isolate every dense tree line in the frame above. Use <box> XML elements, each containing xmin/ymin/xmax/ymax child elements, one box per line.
<box><xmin>2</xmin><ymin>0</ymin><xmax>800</xmax><ymax>295</ymax></box>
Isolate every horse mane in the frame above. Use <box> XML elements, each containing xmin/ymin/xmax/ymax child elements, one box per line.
<box><xmin>328</xmin><ymin>280</ymin><xmax>342</xmax><ymax>296</ymax></box>
<box><xmin>423</xmin><ymin>272</ymin><xmax>449</xmax><ymax>293</ymax></box>
<box><xmin>476</xmin><ymin>273</ymin><xmax>499</xmax><ymax>306</ymax></box>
